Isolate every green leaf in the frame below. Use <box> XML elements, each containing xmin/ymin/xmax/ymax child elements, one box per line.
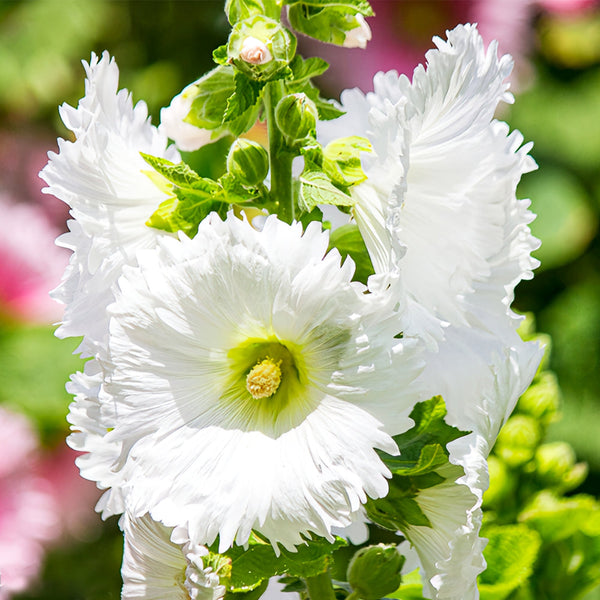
<box><xmin>479</xmin><ymin>524</ymin><xmax>542</xmax><ymax>600</ymax></box>
<box><xmin>287</xmin><ymin>3</ymin><xmax>373</xmax><ymax>47</ymax></box>
<box><xmin>225</xmin><ymin>579</ymin><xmax>269</xmax><ymax>599</ymax></box>
<box><xmin>386</xmin><ymin>396</ymin><xmax>469</xmax><ymax>474</ymax></box>
<box><xmin>323</xmin><ymin>136</ymin><xmax>371</xmax><ymax>188</ymax></box>
<box><xmin>141</xmin><ymin>153</ymin><xmax>214</xmax><ymax>188</ymax></box>
<box><xmin>222</xmin><ymin>534</ymin><xmax>347</xmax><ymax>593</ymax></box>
<box><xmin>365</xmin><ymin>397</ymin><xmax>470</xmax><ymax>532</ymax></box>
<box><xmin>327</xmin><ymin>223</ymin><xmax>374</xmax><ymax>285</ymax></box>
<box><xmin>224</xmin><ymin>73</ymin><xmax>265</xmax><ymax>127</ymax></box>
<box><xmin>225</xmin><ymin>0</ymin><xmax>281</xmax><ymax>24</ymax></box>
<box><xmin>141</xmin><ymin>153</ymin><xmax>228</xmax><ymax>236</ymax></box>
<box><xmin>284</xmin><ymin>0</ymin><xmax>374</xmax><ymax>17</ymax></box>
<box><xmin>186</xmin><ymin>66</ymin><xmax>237</xmax><ymax>129</ymax></box>
<box><xmin>298</xmin><ymin>170</ymin><xmax>354</xmax><ymax>212</ymax></box>
<box><xmin>289</xmin><ymin>55</ymin><xmax>329</xmax><ymax>83</ymax></box>
<box><xmin>185</xmin><ymin>65</ymin><xmax>260</xmax><ymax>137</ymax></box>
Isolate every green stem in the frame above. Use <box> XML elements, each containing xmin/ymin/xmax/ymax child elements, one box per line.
<box><xmin>346</xmin><ymin>592</ymin><xmax>361</xmax><ymax>600</ymax></box>
<box><xmin>264</xmin><ymin>79</ymin><xmax>295</xmax><ymax>223</ymax></box>
<box><xmin>305</xmin><ymin>570</ymin><xmax>337</xmax><ymax>600</ymax></box>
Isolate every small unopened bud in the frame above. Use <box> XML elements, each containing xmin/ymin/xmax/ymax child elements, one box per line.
<box><xmin>495</xmin><ymin>415</ymin><xmax>542</xmax><ymax>468</ymax></box>
<box><xmin>275</xmin><ymin>93</ymin><xmax>318</xmax><ymax>144</ymax></box>
<box><xmin>347</xmin><ymin>544</ymin><xmax>404</xmax><ymax>600</ymax></box>
<box><xmin>517</xmin><ymin>371</ymin><xmax>560</xmax><ymax>424</ymax></box>
<box><xmin>227</xmin><ymin>139</ymin><xmax>269</xmax><ymax>186</ymax></box>
<box><xmin>343</xmin><ymin>14</ymin><xmax>372</xmax><ymax>49</ymax></box>
<box><xmin>535</xmin><ymin>442</ymin><xmax>588</xmax><ymax>490</ymax></box>
<box><xmin>228</xmin><ymin>16</ymin><xmax>296</xmax><ymax>81</ymax></box>
<box><xmin>239</xmin><ymin>36</ymin><xmax>273</xmax><ymax>65</ymax></box>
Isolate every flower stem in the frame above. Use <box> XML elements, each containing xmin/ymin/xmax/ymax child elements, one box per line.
<box><xmin>264</xmin><ymin>79</ymin><xmax>295</xmax><ymax>223</ymax></box>
<box><xmin>305</xmin><ymin>570</ymin><xmax>336</xmax><ymax>600</ymax></box>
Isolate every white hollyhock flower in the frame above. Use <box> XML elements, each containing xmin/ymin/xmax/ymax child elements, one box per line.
<box><xmin>160</xmin><ymin>83</ymin><xmax>222</xmax><ymax>152</ymax></box>
<box><xmin>97</xmin><ymin>214</ymin><xmax>423</xmax><ymax>551</ymax></box>
<box><xmin>121</xmin><ymin>513</ymin><xmax>226</xmax><ymax>600</ymax></box>
<box><xmin>319</xmin><ymin>24</ymin><xmax>539</xmax><ymax>342</ymax></box>
<box><xmin>319</xmin><ymin>24</ymin><xmax>543</xmax><ymax>599</ymax></box>
<box><xmin>404</xmin><ymin>327</ymin><xmax>541</xmax><ymax>600</ymax></box>
<box><xmin>66</xmin><ymin>360</ymin><xmax>124</xmax><ymax>518</ymax></box>
<box><xmin>40</xmin><ymin>51</ymin><xmax>179</xmax><ymax>357</ymax></box>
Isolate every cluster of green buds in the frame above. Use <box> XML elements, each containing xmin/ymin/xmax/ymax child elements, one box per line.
<box><xmin>151</xmin><ymin>0</ymin><xmax>375</xmax><ymax>233</ymax></box>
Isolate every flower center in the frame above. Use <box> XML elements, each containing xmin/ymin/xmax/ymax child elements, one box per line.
<box><xmin>246</xmin><ymin>357</ymin><xmax>282</xmax><ymax>399</ymax></box>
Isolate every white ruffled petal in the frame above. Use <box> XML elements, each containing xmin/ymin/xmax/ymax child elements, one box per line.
<box><xmin>40</xmin><ymin>51</ymin><xmax>179</xmax><ymax>356</ymax></box>
<box><xmin>121</xmin><ymin>513</ymin><xmax>225</xmax><ymax>600</ymax></box>
<box><xmin>90</xmin><ymin>215</ymin><xmax>424</xmax><ymax>549</ymax></box>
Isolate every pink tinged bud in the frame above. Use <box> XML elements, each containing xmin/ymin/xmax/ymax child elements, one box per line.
<box><xmin>344</xmin><ymin>14</ymin><xmax>372</xmax><ymax>49</ymax></box>
<box><xmin>240</xmin><ymin>36</ymin><xmax>273</xmax><ymax>65</ymax></box>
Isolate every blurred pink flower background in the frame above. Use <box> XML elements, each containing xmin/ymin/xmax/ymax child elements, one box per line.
<box><xmin>300</xmin><ymin>0</ymin><xmax>598</xmax><ymax>95</ymax></box>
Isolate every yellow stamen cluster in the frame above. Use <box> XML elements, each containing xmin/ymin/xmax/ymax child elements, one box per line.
<box><xmin>246</xmin><ymin>357</ymin><xmax>282</xmax><ymax>399</ymax></box>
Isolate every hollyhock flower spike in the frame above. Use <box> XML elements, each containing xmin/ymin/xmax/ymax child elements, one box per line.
<box><xmin>98</xmin><ymin>214</ymin><xmax>424</xmax><ymax>552</ymax></box>
<box><xmin>40</xmin><ymin>51</ymin><xmax>179</xmax><ymax>357</ymax></box>
<box><xmin>44</xmin><ymin>2</ymin><xmax>548</xmax><ymax>597</ymax></box>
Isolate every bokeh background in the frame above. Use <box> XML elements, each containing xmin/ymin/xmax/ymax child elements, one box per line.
<box><xmin>0</xmin><ymin>0</ymin><xmax>599</xmax><ymax>598</ymax></box>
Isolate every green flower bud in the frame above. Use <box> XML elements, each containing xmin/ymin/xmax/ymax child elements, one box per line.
<box><xmin>495</xmin><ymin>415</ymin><xmax>542</xmax><ymax>468</ymax></box>
<box><xmin>275</xmin><ymin>93</ymin><xmax>318</xmax><ymax>144</ymax></box>
<box><xmin>517</xmin><ymin>371</ymin><xmax>560</xmax><ymax>424</ymax></box>
<box><xmin>227</xmin><ymin>138</ymin><xmax>269</xmax><ymax>186</ymax></box>
<box><xmin>535</xmin><ymin>442</ymin><xmax>588</xmax><ymax>490</ymax></box>
<box><xmin>228</xmin><ymin>16</ymin><xmax>296</xmax><ymax>81</ymax></box>
<box><xmin>347</xmin><ymin>544</ymin><xmax>404</xmax><ymax>600</ymax></box>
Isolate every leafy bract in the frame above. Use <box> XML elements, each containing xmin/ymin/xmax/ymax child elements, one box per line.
<box><xmin>289</xmin><ymin>55</ymin><xmax>329</xmax><ymax>83</ymax></box>
<box><xmin>284</xmin><ymin>0</ymin><xmax>374</xmax><ymax>16</ymax></box>
<box><xmin>185</xmin><ymin>65</ymin><xmax>260</xmax><ymax>138</ymax></box>
<box><xmin>223</xmin><ymin>72</ymin><xmax>265</xmax><ymax>130</ymax></box>
<box><xmin>220</xmin><ymin>533</ymin><xmax>347</xmax><ymax>593</ymax></box>
<box><xmin>298</xmin><ymin>170</ymin><xmax>353</xmax><ymax>212</ymax></box>
<box><xmin>142</xmin><ymin>153</ymin><xmax>238</xmax><ymax>237</ymax></box>
<box><xmin>366</xmin><ymin>397</ymin><xmax>470</xmax><ymax>531</ymax></box>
